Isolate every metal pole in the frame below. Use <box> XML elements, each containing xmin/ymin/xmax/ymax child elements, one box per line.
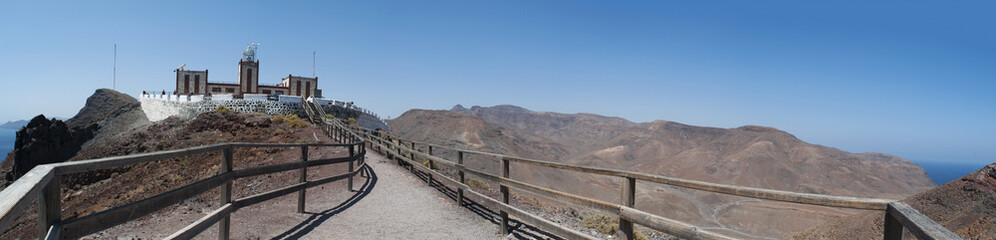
<box><xmin>113</xmin><ymin>44</ymin><xmax>117</xmax><ymax>90</ymax></box>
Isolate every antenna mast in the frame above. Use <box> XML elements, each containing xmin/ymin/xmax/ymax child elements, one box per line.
<box><xmin>313</xmin><ymin>51</ymin><xmax>316</xmax><ymax>77</ymax></box>
<box><xmin>113</xmin><ymin>44</ymin><xmax>117</xmax><ymax>90</ymax></box>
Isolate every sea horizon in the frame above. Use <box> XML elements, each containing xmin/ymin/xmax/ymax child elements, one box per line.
<box><xmin>917</xmin><ymin>160</ymin><xmax>992</xmax><ymax>186</ymax></box>
<box><xmin>1</xmin><ymin>128</ymin><xmax>14</xmax><ymax>163</ymax></box>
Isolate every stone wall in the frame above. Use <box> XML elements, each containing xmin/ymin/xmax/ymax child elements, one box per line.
<box><xmin>140</xmin><ymin>94</ymin><xmax>302</xmax><ymax>121</ymax></box>
<box><xmin>138</xmin><ymin>94</ymin><xmax>388</xmax><ymax>130</ymax></box>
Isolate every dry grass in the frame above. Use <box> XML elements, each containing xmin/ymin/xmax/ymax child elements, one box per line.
<box><xmin>466</xmin><ymin>179</ymin><xmax>491</xmax><ymax>191</ymax></box>
<box><xmin>269</xmin><ymin>114</ymin><xmax>308</xmax><ymax>128</ymax></box>
<box><xmin>581</xmin><ymin>214</ymin><xmax>649</xmax><ymax>240</ymax></box>
<box><xmin>214</xmin><ymin>106</ymin><xmax>232</xmax><ymax>112</ymax></box>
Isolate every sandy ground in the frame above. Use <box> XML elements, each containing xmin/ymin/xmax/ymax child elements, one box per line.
<box><xmin>85</xmin><ymin>148</ymin><xmax>501</xmax><ymax>240</ymax></box>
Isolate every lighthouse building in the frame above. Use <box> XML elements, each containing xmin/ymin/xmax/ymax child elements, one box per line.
<box><xmin>174</xmin><ymin>44</ymin><xmax>320</xmax><ymax>98</ymax></box>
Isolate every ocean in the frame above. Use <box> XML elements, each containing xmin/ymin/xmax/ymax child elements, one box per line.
<box><xmin>917</xmin><ymin>160</ymin><xmax>993</xmax><ymax>185</ymax></box>
<box><xmin>0</xmin><ymin>128</ymin><xmax>14</xmax><ymax>163</ymax></box>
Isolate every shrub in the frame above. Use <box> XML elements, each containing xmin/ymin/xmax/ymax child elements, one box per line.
<box><xmin>270</xmin><ymin>115</ymin><xmax>284</xmax><ymax>124</ymax></box>
<box><xmin>214</xmin><ymin>106</ymin><xmax>232</xmax><ymax>112</ymax></box>
<box><xmin>348</xmin><ymin>117</ymin><xmax>357</xmax><ymax>124</ymax></box>
<box><xmin>422</xmin><ymin>160</ymin><xmax>432</xmax><ymax>168</ymax></box>
<box><xmin>582</xmin><ymin>214</ymin><xmax>618</xmax><ymax>235</ymax></box>
<box><xmin>284</xmin><ymin>114</ymin><xmax>308</xmax><ymax>128</ymax></box>
<box><xmin>466</xmin><ymin>179</ymin><xmax>490</xmax><ymax>191</ymax></box>
<box><xmin>581</xmin><ymin>214</ymin><xmax>649</xmax><ymax>240</ymax></box>
<box><xmin>325</xmin><ymin>113</ymin><xmax>335</xmax><ymax>119</ymax></box>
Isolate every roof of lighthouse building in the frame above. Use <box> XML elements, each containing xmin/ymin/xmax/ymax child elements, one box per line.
<box><xmin>242</xmin><ymin>43</ymin><xmax>259</xmax><ymax>62</ymax></box>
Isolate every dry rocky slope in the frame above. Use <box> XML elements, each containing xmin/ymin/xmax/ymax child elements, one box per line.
<box><xmin>388</xmin><ymin>104</ymin><xmax>937</xmax><ymax>239</ymax></box>
<box><xmin>1</xmin><ymin>88</ymin><xmax>137</xmax><ymax>186</ymax></box>
<box><xmin>793</xmin><ymin>162</ymin><xmax>996</xmax><ymax>239</ymax></box>
<box><xmin>0</xmin><ymin>89</ymin><xmax>348</xmax><ymax>239</ymax></box>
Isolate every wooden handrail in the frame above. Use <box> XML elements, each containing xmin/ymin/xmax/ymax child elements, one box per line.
<box><xmin>393</xmin><ymin>139</ymin><xmax>894</xmax><ymax>210</ymax></box>
<box><xmin>884</xmin><ymin>202</ymin><xmax>960</xmax><ymax>240</ymax></box>
<box><xmin>344</xmin><ymin>121</ymin><xmax>959</xmax><ymax>240</ymax></box>
<box><xmin>355</xmin><ymin>129</ymin><xmax>733</xmax><ymax>239</ymax></box>
<box><xmin>0</xmin><ymin>133</ymin><xmax>366</xmax><ymax>239</ymax></box>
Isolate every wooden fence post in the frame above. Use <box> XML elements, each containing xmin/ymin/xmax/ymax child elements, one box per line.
<box><xmin>424</xmin><ymin>144</ymin><xmax>433</xmax><ymax>185</ymax></box>
<box><xmin>298</xmin><ymin>146</ymin><xmax>308</xmax><ymax>213</ymax></box>
<box><xmin>884</xmin><ymin>205</ymin><xmax>904</xmax><ymax>240</ymax></box>
<box><xmin>394</xmin><ymin>139</ymin><xmax>405</xmax><ymax>167</ymax></box>
<box><xmin>427</xmin><ymin>145</ymin><xmax>434</xmax><ymax>173</ymax></box>
<box><xmin>219</xmin><ymin>147</ymin><xmax>233</xmax><ymax>240</ymax></box>
<box><xmin>457</xmin><ymin>151</ymin><xmax>465</xmax><ymax>205</ymax></box>
<box><xmin>39</xmin><ymin>175</ymin><xmax>60</xmax><ymax>238</ymax></box>
<box><xmin>348</xmin><ymin>145</ymin><xmax>355</xmax><ymax>191</ymax></box>
<box><xmin>619</xmin><ymin>177</ymin><xmax>636</xmax><ymax>240</ymax></box>
<box><xmin>501</xmin><ymin>157</ymin><xmax>510</xmax><ymax>236</ymax></box>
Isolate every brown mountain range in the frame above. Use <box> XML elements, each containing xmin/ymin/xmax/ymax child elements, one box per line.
<box><xmin>388</xmin><ymin>104</ymin><xmax>936</xmax><ymax>239</ymax></box>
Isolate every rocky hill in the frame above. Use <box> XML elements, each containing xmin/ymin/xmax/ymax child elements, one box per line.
<box><xmin>0</xmin><ymin>115</ymin><xmax>96</xmax><ymax>182</ymax></box>
<box><xmin>65</xmin><ymin>89</ymin><xmax>141</xmax><ymax>128</ymax></box>
<box><xmin>1</xmin><ymin>89</ymin><xmax>145</xmax><ymax>186</ymax></box>
<box><xmin>0</xmin><ymin>120</ymin><xmax>28</xmax><ymax>129</ymax></box>
<box><xmin>390</xmin><ymin>104</ymin><xmax>937</xmax><ymax>239</ymax></box>
<box><xmin>792</xmin><ymin>162</ymin><xmax>996</xmax><ymax>239</ymax></box>
<box><xmin>1</xmin><ymin>109</ymin><xmax>338</xmax><ymax>238</ymax></box>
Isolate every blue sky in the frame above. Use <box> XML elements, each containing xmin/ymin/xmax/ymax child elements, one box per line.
<box><xmin>1</xmin><ymin>1</ymin><xmax>993</xmax><ymax>167</ymax></box>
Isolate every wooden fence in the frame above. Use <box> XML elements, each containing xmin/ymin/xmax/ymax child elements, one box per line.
<box><xmin>0</xmin><ymin>132</ymin><xmax>366</xmax><ymax>239</ymax></box>
<box><xmin>0</xmin><ymin>98</ymin><xmax>962</xmax><ymax>240</ymax></box>
<box><xmin>327</xmin><ymin>117</ymin><xmax>961</xmax><ymax>240</ymax></box>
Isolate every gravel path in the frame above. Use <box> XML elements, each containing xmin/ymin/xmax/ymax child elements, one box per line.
<box><xmin>86</xmin><ymin>148</ymin><xmax>501</xmax><ymax>239</ymax></box>
<box><xmin>269</xmin><ymin>150</ymin><xmax>501</xmax><ymax>239</ymax></box>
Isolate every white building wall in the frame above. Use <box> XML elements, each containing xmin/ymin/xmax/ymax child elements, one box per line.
<box><xmin>244</xmin><ymin>94</ymin><xmax>268</xmax><ymax>100</ymax></box>
<box><xmin>139</xmin><ymin>93</ymin><xmax>388</xmax><ymax>130</ymax></box>
<box><xmin>278</xmin><ymin>95</ymin><xmax>302</xmax><ymax>103</ymax></box>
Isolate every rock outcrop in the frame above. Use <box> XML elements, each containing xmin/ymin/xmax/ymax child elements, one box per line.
<box><xmin>1</xmin><ymin>88</ymin><xmax>147</xmax><ymax>186</ymax></box>
<box><xmin>1</xmin><ymin>115</ymin><xmax>96</xmax><ymax>181</ymax></box>
<box><xmin>66</xmin><ymin>89</ymin><xmax>139</xmax><ymax>128</ymax></box>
